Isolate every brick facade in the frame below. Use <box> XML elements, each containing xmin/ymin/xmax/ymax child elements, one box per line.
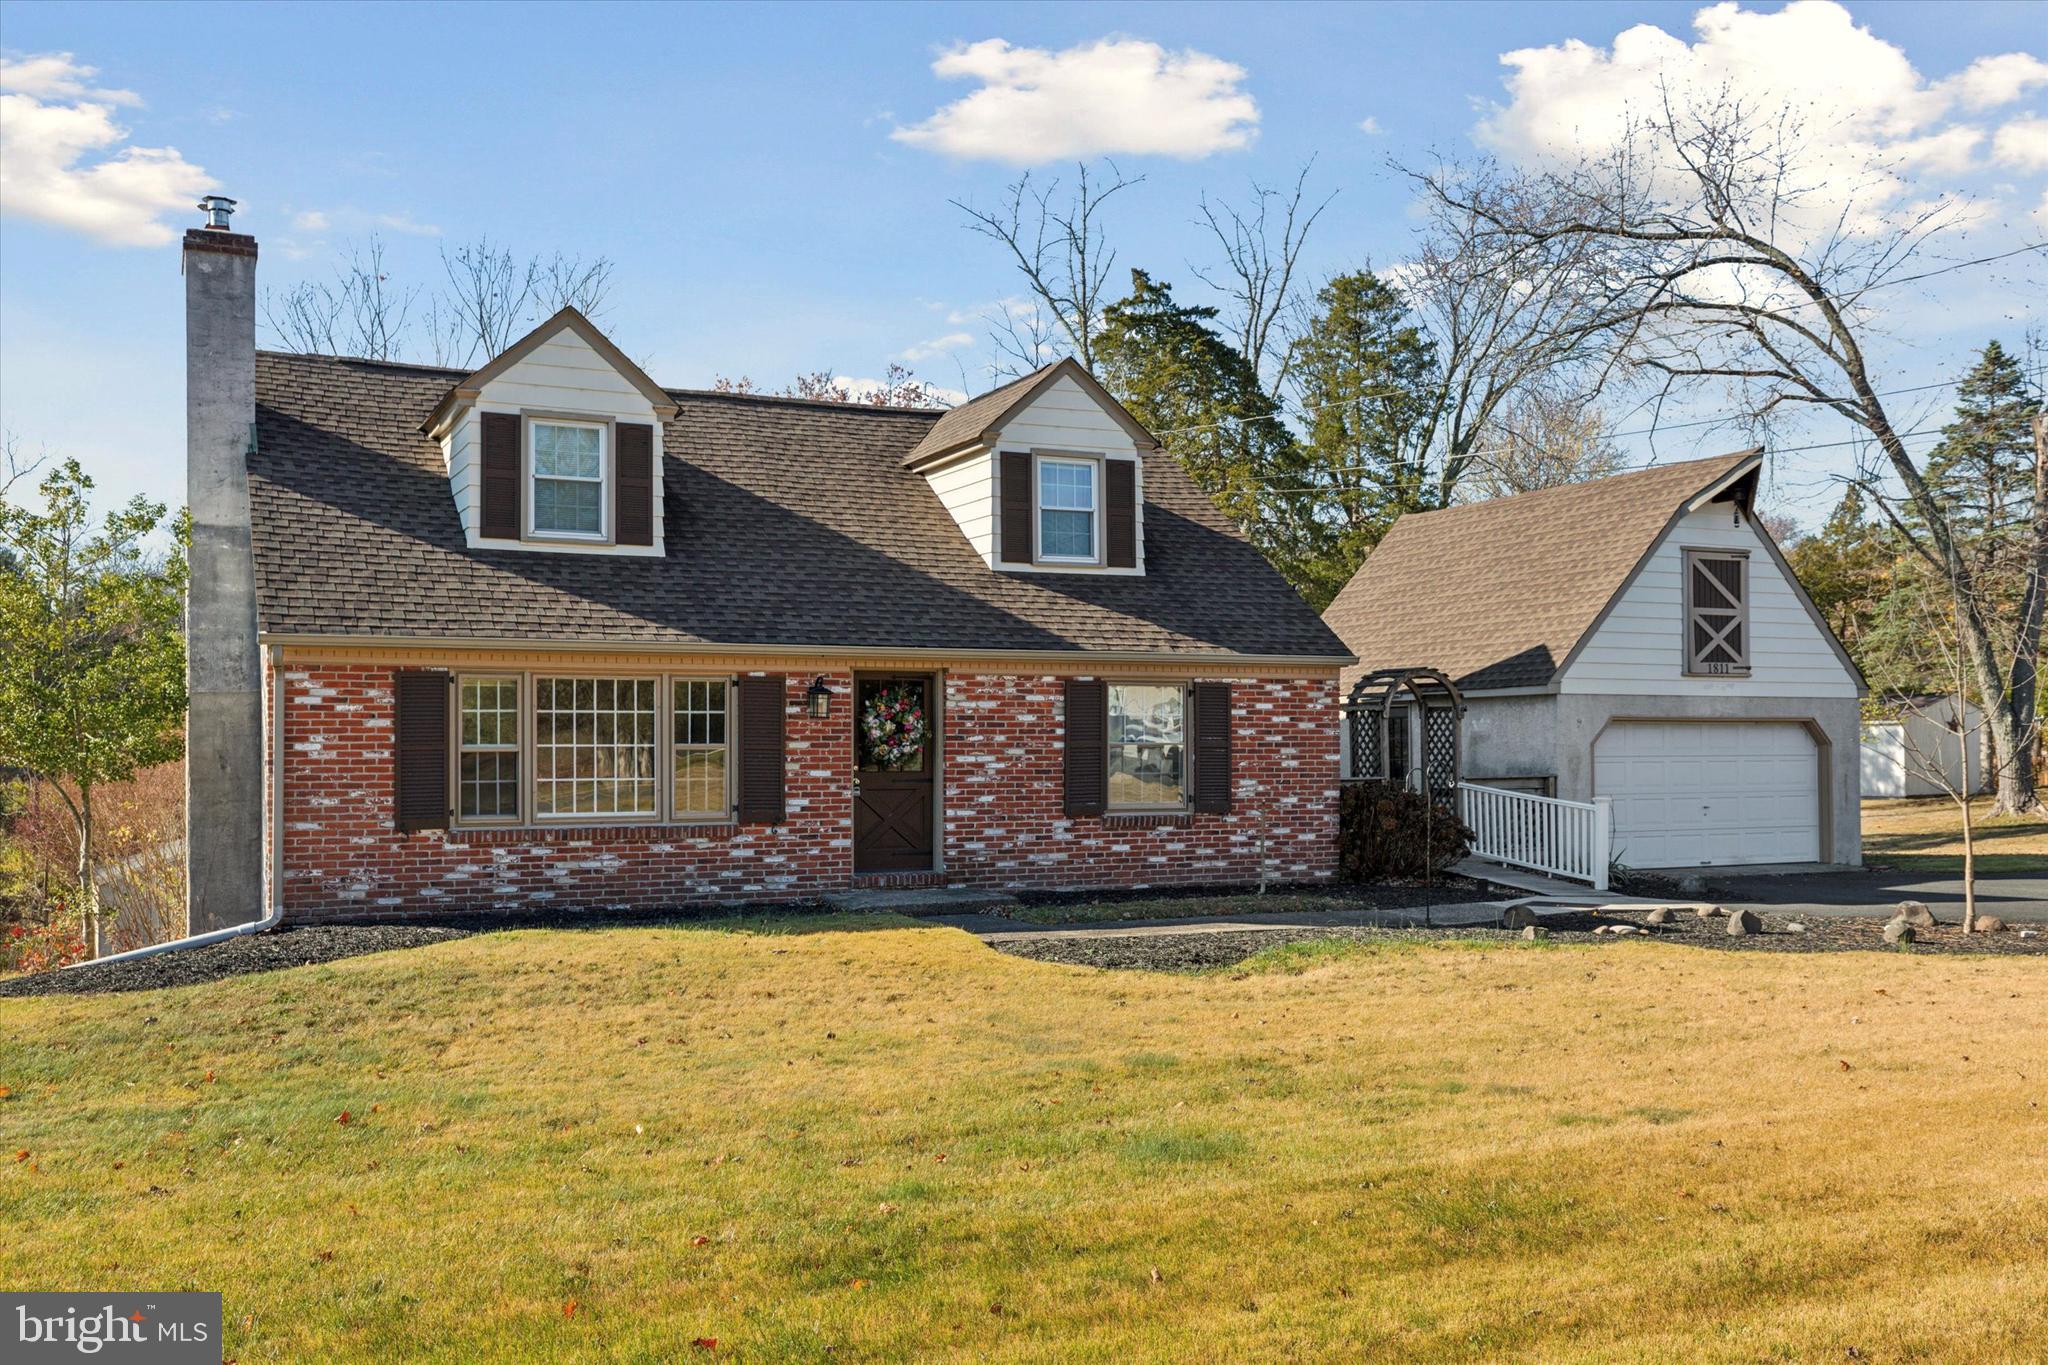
<box><xmin>275</xmin><ymin>662</ymin><xmax>1337</xmax><ymax>921</ymax></box>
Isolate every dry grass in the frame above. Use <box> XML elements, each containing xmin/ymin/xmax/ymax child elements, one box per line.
<box><xmin>1864</xmin><ymin>796</ymin><xmax>2048</xmax><ymax>873</ymax></box>
<box><xmin>4</xmin><ymin>916</ymin><xmax>2046</xmax><ymax>1361</ymax></box>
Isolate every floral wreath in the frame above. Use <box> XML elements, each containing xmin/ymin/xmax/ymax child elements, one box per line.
<box><xmin>861</xmin><ymin>684</ymin><xmax>927</xmax><ymax>770</ymax></box>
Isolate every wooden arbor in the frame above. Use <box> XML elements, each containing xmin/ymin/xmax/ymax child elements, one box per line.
<box><xmin>1342</xmin><ymin>667</ymin><xmax>1465</xmax><ymax>798</ymax></box>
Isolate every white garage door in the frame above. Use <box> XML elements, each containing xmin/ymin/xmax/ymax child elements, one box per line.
<box><xmin>1594</xmin><ymin>722</ymin><xmax>1820</xmax><ymax>868</ymax></box>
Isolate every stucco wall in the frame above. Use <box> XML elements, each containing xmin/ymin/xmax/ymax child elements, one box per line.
<box><xmin>1458</xmin><ymin>695</ymin><xmax>1559</xmax><ymax>788</ymax></box>
<box><xmin>1552</xmin><ymin>692</ymin><xmax>1863</xmax><ymax>865</ymax></box>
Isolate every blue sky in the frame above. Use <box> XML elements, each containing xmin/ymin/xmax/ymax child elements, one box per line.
<box><xmin>2</xmin><ymin>0</ymin><xmax>2043</xmax><ymax>529</ymax></box>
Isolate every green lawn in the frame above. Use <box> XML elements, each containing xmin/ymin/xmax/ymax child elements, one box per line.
<box><xmin>4</xmin><ymin>916</ymin><xmax>2046</xmax><ymax>1361</ymax></box>
<box><xmin>1863</xmin><ymin>795</ymin><xmax>2048</xmax><ymax>873</ymax></box>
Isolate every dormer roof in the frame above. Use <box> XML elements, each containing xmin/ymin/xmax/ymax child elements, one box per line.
<box><xmin>420</xmin><ymin>306</ymin><xmax>678</xmax><ymax>437</ymax></box>
<box><xmin>901</xmin><ymin>356</ymin><xmax>1160</xmax><ymax>470</ymax></box>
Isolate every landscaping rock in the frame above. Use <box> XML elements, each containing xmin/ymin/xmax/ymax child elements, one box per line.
<box><xmin>1645</xmin><ymin>907</ymin><xmax>1674</xmax><ymax>925</ymax></box>
<box><xmin>1895</xmin><ymin>901</ymin><xmax>1937</xmax><ymax>929</ymax></box>
<box><xmin>1785</xmin><ymin>922</ymin><xmax>1807</xmax><ymax>934</ymax></box>
<box><xmin>1883</xmin><ymin>919</ymin><xmax>1916</xmax><ymax>945</ymax></box>
<box><xmin>1725</xmin><ymin>908</ymin><xmax>1761</xmax><ymax>936</ymax></box>
<box><xmin>1973</xmin><ymin>916</ymin><xmax>2006</xmax><ymax>934</ymax></box>
<box><xmin>1696</xmin><ymin>905</ymin><xmax>1727</xmax><ymax>919</ymax></box>
<box><xmin>1521</xmin><ymin>926</ymin><xmax>1549</xmax><ymax>941</ymax></box>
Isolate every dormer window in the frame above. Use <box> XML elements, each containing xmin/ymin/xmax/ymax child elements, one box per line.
<box><xmin>1037</xmin><ymin>455</ymin><xmax>1099</xmax><ymax>562</ymax></box>
<box><xmin>531</xmin><ymin>420</ymin><xmax>606</xmax><ymax>539</ymax></box>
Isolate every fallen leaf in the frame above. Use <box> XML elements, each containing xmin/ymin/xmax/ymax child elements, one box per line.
<box><xmin>848</xmin><ymin>1279</ymin><xmax>867</xmax><ymax>1290</ymax></box>
<box><xmin>13</xmin><ymin>1150</ymin><xmax>28</xmax><ymax>1163</ymax></box>
<box><xmin>1838</xmin><ymin>1060</ymin><xmax>1852</xmax><ymax>1072</ymax></box>
<box><xmin>691</xmin><ymin>1338</ymin><xmax>718</xmax><ymax>1351</ymax></box>
<box><xmin>203</xmin><ymin>1072</ymin><xmax>215</xmax><ymax>1084</ymax></box>
<box><xmin>336</xmin><ymin>1111</ymin><xmax>351</xmax><ymax>1126</ymax></box>
<box><xmin>563</xmin><ymin>1299</ymin><xmax>578</xmax><ymax>1319</ymax></box>
<box><xmin>1149</xmin><ymin>1266</ymin><xmax>1162</xmax><ymax>1283</ymax></box>
<box><xmin>692</xmin><ymin>1235</ymin><xmax>711</xmax><ymax>1246</ymax></box>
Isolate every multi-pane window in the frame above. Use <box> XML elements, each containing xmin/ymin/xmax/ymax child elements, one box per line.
<box><xmin>459</xmin><ymin>677</ymin><xmax>521</xmax><ymax>819</ymax></box>
<box><xmin>532</xmin><ymin>421</ymin><xmax>605</xmax><ymax>537</ymax></box>
<box><xmin>1107</xmin><ymin>683</ymin><xmax>1185</xmax><ymax>808</ymax></box>
<box><xmin>1038</xmin><ymin>457</ymin><xmax>1097</xmax><ymax>560</ymax></box>
<box><xmin>532</xmin><ymin>677</ymin><xmax>657</xmax><ymax>817</ymax></box>
<box><xmin>672</xmin><ymin>679</ymin><xmax>730</xmax><ymax>819</ymax></box>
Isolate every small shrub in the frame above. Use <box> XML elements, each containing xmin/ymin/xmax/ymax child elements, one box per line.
<box><xmin>1339</xmin><ymin>781</ymin><xmax>1473</xmax><ymax>881</ymax></box>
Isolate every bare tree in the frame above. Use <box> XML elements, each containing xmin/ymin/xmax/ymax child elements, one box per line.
<box><xmin>956</xmin><ymin>161</ymin><xmax>1144</xmax><ymax>375</ymax></box>
<box><xmin>1191</xmin><ymin>160</ymin><xmax>1333</xmax><ymax>392</ymax></box>
<box><xmin>2</xmin><ymin>432</ymin><xmax>51</xmax><ymax>502</ymax></box>
<box><xmin>535</xmin><ymin>250</ymin><xmax>614</xmax><ymax>320</ymax></box>
<box><xmin>1422</xmin><ymin>87</ymin><xmax>2048</xmax><ymax>811</ymax></box>
<box><xmin>1464</xmin><ymin>386</ymin><xmax>1627</xmax><ymax>499</ymax></box>
<box><xmin>710</xmin><ymin>363</ymin><xmax>948</xmax><ymax>409</ymax></box>
<box><xmin>433</xmin><ymin>236</ymin><xmax>541</xmax><ymax>368</ymax></box>
<box><xmin>262</xmin><ymin>238</ymin><xmax>416</xmax><ymax>360</ymax></box>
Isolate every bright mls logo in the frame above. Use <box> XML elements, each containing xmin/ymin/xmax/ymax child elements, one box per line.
<box><xmin>5</xmin><ymin>1294</ymin><xmax>221</xmax><ymax>1362</ymax></box>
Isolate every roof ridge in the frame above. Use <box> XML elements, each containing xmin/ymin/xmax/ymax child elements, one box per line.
<box><xmin>256</xmin><ymin>349</ymin><xmax>471</xmax><ymax>378</ymax></box>
<box><xmin>1401</xmin><ymin>448</ymin><xmax>1759</xmax><ymax>520</ymax></box>
<box><xmin>665</xmin><ymin>387</ymin><xmax>948</xmax><ymax>418</ymax></box>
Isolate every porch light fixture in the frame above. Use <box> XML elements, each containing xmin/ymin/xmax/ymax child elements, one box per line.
<box><xmin>805</xmin><ymin>676</ymin><xmax>833</xmax><ymax>720</ymax></box>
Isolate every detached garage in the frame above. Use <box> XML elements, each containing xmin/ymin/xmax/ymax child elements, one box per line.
<box><xmin>1324</xmin><ymin>449</ymin><xmax>1867</xmax><ymax>870</ymax></box>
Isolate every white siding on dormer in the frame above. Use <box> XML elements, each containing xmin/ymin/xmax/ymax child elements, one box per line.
<box><xmin>925</xmin><ymin>449</ymin><xmax>995</xmax><ymax>565</ymax></box>
<box><xmin>1559</xmin><ymin>503</ymin><xmax>1856</xmax><ymax>698</ymax></box>
<box><xmin>444</xmin><ymin>417</ymin><xmax>479</xmax><ymax>541</ymax></box>
<box><xmin>999</xmin><ymin>375</ymin><xmax>1140</xmax><ymax>456</ymax></box>
<box><xmin>986</xmin><ymin>375</ymin><xmax>1145</xmax><ymax>575</ymax></box>
<box><xmin>459</xmin><ymin>325</ymin><xmax>665</xmax><ymax>558</ymax></box>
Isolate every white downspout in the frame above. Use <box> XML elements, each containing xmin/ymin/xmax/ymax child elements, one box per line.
<box><xmin>68</xmin><ymin>644</ymin><xmax>288</xmax><ymax>968</ymax></box>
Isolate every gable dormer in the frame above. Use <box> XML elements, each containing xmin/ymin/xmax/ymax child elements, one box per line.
<box><xmin>901</xmin><ymin>358</ymin><xmax>1158</xmax><ymax>575</ymax></box>
<box><xmin>421</xmin><ymin>308</ymin><xmax>676</xmax><ymax>557</ymax></box>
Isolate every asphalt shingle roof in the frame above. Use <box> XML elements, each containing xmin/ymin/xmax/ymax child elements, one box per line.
<box><xmin>249</xmin><ymin>352</ymin><xmax>1349</xmax><ymax>660</ymax></box>
<box><xmin>1321</xmin><ymin>450</ymin><xmax>1760</xmax><ymax>691</ymax></box>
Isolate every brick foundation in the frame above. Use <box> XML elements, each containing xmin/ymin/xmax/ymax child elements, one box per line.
<box><xmin>276</xmin><ymin>662</ymin><xmax>1337</xmax><ymax>921</ymax></box>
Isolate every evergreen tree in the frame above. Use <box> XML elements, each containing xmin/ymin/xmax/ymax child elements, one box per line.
<box><xmin>1094</xmin><ymin>271</ymin><xmax>1321</xmax><ymax>593</ymax></box>
<box><xmin>1785</xmin><ymin>486</ymin><xmax>1894</xmax><ymax>653</ymax></box>
<box><xmin>1923</xmin><ymin>340</ymin><xmax>2036</xmax><ymax>555</ymax></box>
<box><xmin>1283</xmin><ymin>271</ymin><xmax>1441</xmax><ymax>603</ymax></box>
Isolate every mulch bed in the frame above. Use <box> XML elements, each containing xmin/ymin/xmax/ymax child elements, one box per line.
<box><xmin>0</xmin><ymin>925</ymin><xmax>475</xmax><ymax>999</ymax></box>
<box><xmin>992</xmin><ymin>907</ymin><xmax>2048</xmax><ymax>974</ymax></box>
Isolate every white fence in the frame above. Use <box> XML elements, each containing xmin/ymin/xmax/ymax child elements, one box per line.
<box><xmin>1456</xmin><ymin>783</ymin><xmax>1612</xmax><ymax>891</ymax></box>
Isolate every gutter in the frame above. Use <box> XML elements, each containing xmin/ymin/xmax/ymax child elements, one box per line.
<box><xmin>68</xmin><ymin>644</ymin><xmax>288</xmax><ymax>969</ymax></box>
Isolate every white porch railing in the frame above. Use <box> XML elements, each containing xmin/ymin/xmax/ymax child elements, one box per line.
<box><xmin>1456</xmin><ymin>783</ymin><xmax>1612</xmax><ymax>891</ymax></box>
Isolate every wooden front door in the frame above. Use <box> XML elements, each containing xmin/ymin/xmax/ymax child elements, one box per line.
<box><xmin>852</xmin><ymin>674</ymin><xmax>936</xmax><ymax>872</ymax></box>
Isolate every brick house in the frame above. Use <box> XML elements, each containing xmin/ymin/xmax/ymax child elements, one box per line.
<box><xmin>184</xmin><ymin>215</ymin><xmax>1351</xmax><ymax>924</ymax></box>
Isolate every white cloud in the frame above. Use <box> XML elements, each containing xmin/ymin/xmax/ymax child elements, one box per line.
<box><xmin>0</xmin><ymin>52</ymin><xmax>139</xmax><ymax>105</ymax></box>
<box><xmin>2032</xmin><ymin>188</ymin><xmax>2048</xmax><ymax>233</ymax></box>
<box><xmin>0</xmin><ymin>52</ymin><xmax>211</xmax><ymax>247</ymax></box>
<box><xmin>286</xmin><ymin>205</ymin><xmax>441</xmax><ymax>238</ymax></box>
<box><xmin>1936</xmin><ymin>52</ymin><xmax>2048</xmax><ymax>111</ymax></box>
<box><xmin>892</xmin><ymin>37</ymin><xmax>1258</xmax><ymax>162</ymax></box>
<box><xmin>1475</xmin><ymin>2</ymin><xmax>2045</xmax><ymax>239</ymax></box>
<box><xmin>1358</xmin><ymin>115</ymin><xmax>1383</xmax><ymax>135</ymax></box>
<box><xmin>292</xmin><ymin>209</ymin><xmax>330</xmax><ymax>232</ymax></box>
<box><xmin>895</xmin><ymin>331</ymin><xmax>975</xmax><ymax>363</ymax></box>
<box><xmin>1891</xmin><ymin>126</ymin><xmax>1983</xmax><ymax>174</ymax></box>
<box><xmin>1993</xmin><ymin>114</ymin><xmax>2048</xmax><ymax>172</ymax></box>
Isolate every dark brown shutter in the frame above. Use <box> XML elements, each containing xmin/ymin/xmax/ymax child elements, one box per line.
<box><xmin>999</xmin><ymin>451</ymin><xmax>1033</xmax><ymax>565</ymax></box>
<box><xmin>1191</xmin><ymin>681</ymin><xmax>1232</xmax><ymax>814</ymax></box>
<box><xmin>393</xmin><ymin>669</ymin><xmax>452</xmax><ymax>832</ymax></box>
<box><xmin>736</xmin><ymin>674</ymin><xmax>786</xmax><ymax>824</ymax></box>
<box><xmin>615</xmin><ymin>422</ymin><xmax>654</xmax><ymax>546</ymax></box>
<box><xmin>1063</xmin><ymin>677</ymin><xmax>1106</xmax><ymax>816</ymax></box>
<box><xmin>480</xmin><ymin>411</ymin><xmax>522</xmax><ymax>540</ymax></box>
<box><xmin>1106</xmin><ymin>459</ymin><xmax>1137</xmax><ymax>568</ymax></box>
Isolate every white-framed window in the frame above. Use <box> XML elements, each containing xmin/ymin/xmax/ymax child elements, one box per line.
<box><xmin>458</xmin><ymin>675</ymin><xmax>521</xmax><ymax>821</ymax></box>
<box><xmin>531</xmin><ymin>419</ymin><xmax>606</xmax><ymax>538</ymax></box>
<box><xmin>1107</xmin><ymin>682</ymin><xmax>1186</xmax><ymax>810</ymax></box>
<box><xmin>671</xmin><ymin>678</ymin><xmax>731</xmax><ymax>820</ymax></box>
<box><xmin>532</xmin><ymin>676</ymin><xmax>657</xmax><ymax>818</ymax></box>
<box><xmin>1037</xmin><ymin>455</ymin><xmax>1098</xmax><ymax>562</ymax></box>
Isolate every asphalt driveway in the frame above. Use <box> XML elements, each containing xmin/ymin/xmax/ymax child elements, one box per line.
<box><xmin>1715</xmin><ymin>866</ymin><xmax>2047</xmax><ymax>923</ymax></box>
